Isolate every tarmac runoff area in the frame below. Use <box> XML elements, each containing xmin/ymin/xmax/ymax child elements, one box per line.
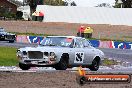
<box><xmin>0</xmin><ymin>65</ymin><xmax>132</xmax><ymax>73</ymax></box>
<box><xmin>0</xmin><ymin>41</ymin><xmax>132</xmax><ymax>73</ymax></box>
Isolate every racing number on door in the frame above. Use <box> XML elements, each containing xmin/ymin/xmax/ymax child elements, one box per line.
<box><xmin>74</xmin><ymin>52</ymin><xmax>84</xmax><ymax>63</ymax></box>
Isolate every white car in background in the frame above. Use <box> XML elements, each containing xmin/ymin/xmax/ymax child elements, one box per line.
<box><xmin>17</xmin><ymin>36</ymin><xmax>104</xmax><ymax>71</ymax></box>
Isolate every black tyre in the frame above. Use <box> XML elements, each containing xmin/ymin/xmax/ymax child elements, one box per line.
<box><xmin>89</xmin><ymin>59</ymin><xmax>100</xmax><ymax>71</ymax></box>
<box><xmin>54</xmin><ymin>59</ymin><xmax>68</xmax><ymax>70</ymax></box>
<box><xmin>19</xmin><ymin>63</ymin><xmax>30</xmax><ymax>70</ymax></box>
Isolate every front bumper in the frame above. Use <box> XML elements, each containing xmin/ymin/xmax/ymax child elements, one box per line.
<box><xmin>19</xmin><ymin>59</ymin><xmax>58</xmax><ymax>67</ymax></box>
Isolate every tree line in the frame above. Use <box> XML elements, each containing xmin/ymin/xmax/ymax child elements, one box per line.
<box><xmin>115</xmin><ymin>0</ymin><xmax>132</xmax><ymax>8</ymax></box>
<box><xmin>7</xmin><ymin>0</ymin><xmax>132</xmax><ymax>8</ymax></box>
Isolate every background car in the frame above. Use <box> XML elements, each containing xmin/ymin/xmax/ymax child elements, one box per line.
<box><xmin>0</xmin><ymin>27</ymin><xmax>16</xmax><ymax>43</ymax></box>
<box><xmin>17</xmin><ymin>36</ymin><xmax>104</xmax><ymax>71</ymax></box>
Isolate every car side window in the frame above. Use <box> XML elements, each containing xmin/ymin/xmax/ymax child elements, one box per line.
<box><xmin>82</xmin><ymin>39</ymin><xmax>91</xmax><ymax>47</ymax></box>
<box><xmin>75</xmin><ymin>38</ymin><xmax>83</xmax><ymax>48</ymax></box>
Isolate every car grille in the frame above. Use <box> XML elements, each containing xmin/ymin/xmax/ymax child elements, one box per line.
<box><xmin>28</xmin><ymin>51</ymin><xmax>43</xmax><ymax>59</ymax></box>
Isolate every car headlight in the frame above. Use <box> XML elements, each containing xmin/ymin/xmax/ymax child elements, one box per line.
<box><xmin>50</xmin><ymin>52</ymin><xmax>55</xmax><ymax>56</ymax></box>
<box><xmin>17</xmin><ymin>50</ymin><xmax>22</xmax><ymax>56</ymax></box>
<box><xmin>16</xmin><ymin>50</ymin><xmax>23</xmax><ymax>60</ymax></box>
<box><xmin>49</xmin><ymin>52</ymin><xmax>56</xmax><ymax>61</ymax></box>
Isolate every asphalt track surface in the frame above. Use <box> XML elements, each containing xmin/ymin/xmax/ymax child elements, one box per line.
<box><xmin>0</xmin><ymin>41</ymin><xmax>37</xmax><ymax>48</ymax></box>
<box><xmin>0</xmin><ymin>41</ymin><xmax>132</xmax><ymax>73</ymax></box>
<box><xmin>0</xmin><ymin>41</ymin><xmax>131</xmax><ymax>63</ymax></box>
<box><xmin>0</xmin><ymin>66</ymin><xmax>132</xmax><ymax>73</ymax></box>
<box><xmin>98</xmin><ymin>48</ymin><xmax>132</xmax><ymax>63</ymax></box>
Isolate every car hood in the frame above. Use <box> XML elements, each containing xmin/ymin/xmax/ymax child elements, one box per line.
<box><xmin>19</xmin><ymin>46</ymin><xmax>71</xmax><ymax>52</ymax></box>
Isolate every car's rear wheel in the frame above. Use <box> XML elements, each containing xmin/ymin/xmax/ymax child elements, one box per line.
<box><xmin>19</xmin><ymin>63</ymin><xmax>30</xmax><ymax>70</ymax></box>
<box><xmin>89</xmin><ymin>58</ymin><xmax>100</xmax><ymax>71</ymax></box>
<box><xmin>54</xmin><ymin>59</ymin><xmax>68</xmax><ymax>70</ymax></box>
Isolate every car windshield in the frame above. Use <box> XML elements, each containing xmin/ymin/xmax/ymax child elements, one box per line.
<box><xmin>40</xmin><ymin>37</ymin><xmax>73</xmax><ymax>47</ymax></box>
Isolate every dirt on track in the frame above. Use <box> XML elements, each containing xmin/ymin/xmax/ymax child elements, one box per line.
<box><xmin>0</xmin><ymin>71</ymin><xmax>132</xmax><ymax>88</ymax></box>
<box><xmin>0</xmin><ymin>21</ymin><xmax>132</xmax><ymax>41</ymax></box>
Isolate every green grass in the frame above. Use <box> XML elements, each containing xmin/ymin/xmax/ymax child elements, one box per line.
<box><xmin>88</xmin><ymin>37</ymin><xmax>132</xmax><ymax>42</ymax></box>
<box><xmin>11</xmin><ymin>32</ymin><xmax>55</xmax><ymax>36</ymax></box>
<box><xmin>0</xmin><ymin>47</ymin><xmax>18</xmax><ymax>66</ymax></box>
<box><xmin>102</xmin><ymin>58</ymin><xmax>118</xmax><ymax>66</ymax></box>
<box><xmin>123</xmin><ymin>36</ymin><xmax>132</xmax><ymax>38</ymax></box>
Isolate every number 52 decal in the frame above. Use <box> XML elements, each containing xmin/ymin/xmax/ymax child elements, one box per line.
<box><xmin>74</xmin><ymin>52</ymin><xmax>84</xmax><ymax>63</ymax></box>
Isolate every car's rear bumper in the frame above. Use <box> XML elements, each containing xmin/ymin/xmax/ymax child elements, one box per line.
<box><xmin>0</xmin><ymin>35</ymin><xmax>15</xmax><ymax>41</ymax></box>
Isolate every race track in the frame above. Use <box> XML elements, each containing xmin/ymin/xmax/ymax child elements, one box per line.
<box><xmin>98</xmin><ymin>48</ymin><xmax>132</xmax><ymax>63</ymax></box>
<box><xmin>0</xmin><ymin>41</ymin><xmax>132</xmax><ymax>73</ymax></box>
<box><xmin>1</xmin><ymin>41</ymin><xmax>131</xmax><ymax>63</ymax></box>
<box><xmin>0</xmin><ymin>41</ymin><xmax>37</xmax><ymax>48</ymax></box>
<box><xmin>0</xmin><ymin>66</ymin><xmax>132</xmax><ymax>73</ymax></box>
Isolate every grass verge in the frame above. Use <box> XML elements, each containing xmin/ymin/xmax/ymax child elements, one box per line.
<box><xmin>11</xmin><ymin>32</ymin><xmax>55</xmax><ymax>36</ymax></box>
<box><xmin>0</xmin><ymin>47</ymin><xmax>18</xmax><ymax>66</ymax></box>
<box><xmin>102</xmin><ymin>58</ymin><xmax>118</xmax><ymax>66</ymax></box>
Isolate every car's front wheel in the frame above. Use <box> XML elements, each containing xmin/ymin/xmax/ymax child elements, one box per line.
<box><xmin>89</xmin><ymin>58</ymin><xmax>100</xmax><ymax>71</ymax></box>
<box><xmin>54</xmin><ymin>59</ymin><xmax>68</xmax><ymax>70</ymax></box>
<box><xmin>19</xmin><ymin>63</ymin><xmax>30</xmax><ymax>70</ymax></box>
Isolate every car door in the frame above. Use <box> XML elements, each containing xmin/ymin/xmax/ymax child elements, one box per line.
<box><xmin>82</xmin><ymin>39</ymin><xmax>96</xmax><ymax>64</ymax></box>
<box><xmin>70</xmin><ymin>38</ymin><xmax>86</xmax><ymax>66</ymax></box>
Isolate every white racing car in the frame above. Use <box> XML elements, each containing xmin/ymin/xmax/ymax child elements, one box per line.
<box><xmin>17</xmin><ymin>36</ymin><xmax>104</xmax><ymax>71</ymax></box>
